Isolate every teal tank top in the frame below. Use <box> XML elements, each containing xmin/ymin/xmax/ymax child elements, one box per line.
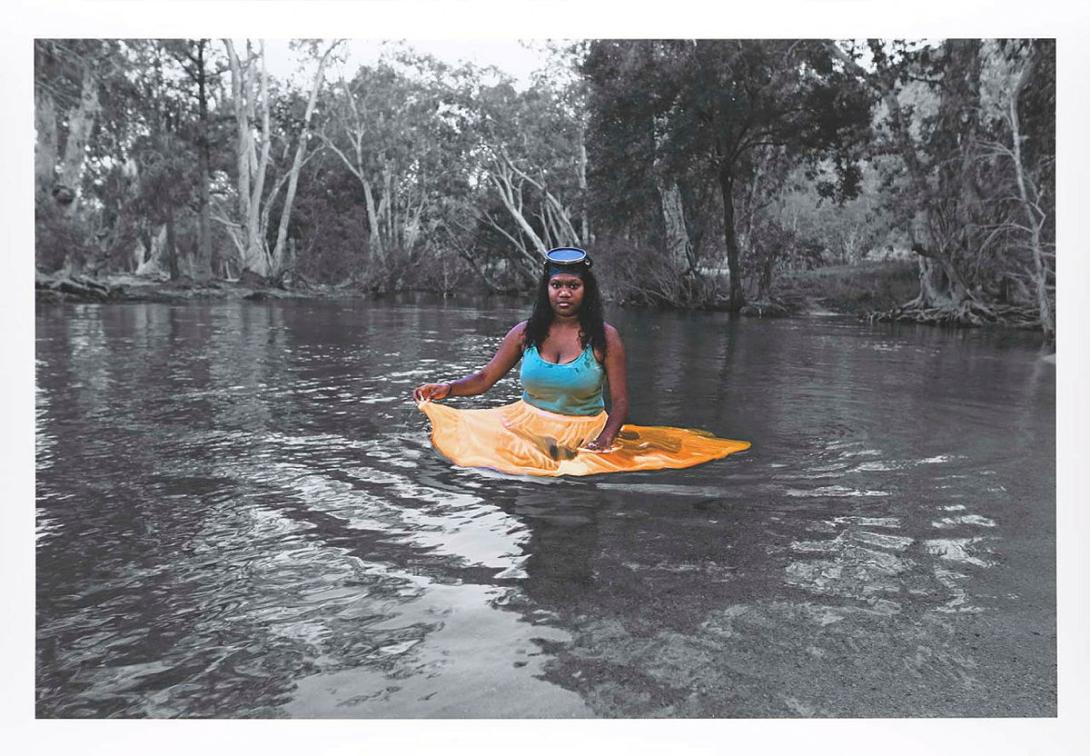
<box><xmin>520</xmin><ymin>343</ymin><xmax>605</xmax><ymax>416</ymax></box>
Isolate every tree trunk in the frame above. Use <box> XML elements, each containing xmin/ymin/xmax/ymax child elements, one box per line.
<box><xmin>248</xmin><ymin>41</ymin><xmax>271</xmax><ymax>276</ymax></box>
<box><xmin>658</xmin><ymin>182</ymin><xmax>693</xmax><ymax>273</ymax></box>
<box><xmin>381</xmin><ymin>166</ymin><xmax>394</xmax><ymax>250</ymax></box>
<box><xmin>225</xmin><ymin>41</ymin><xmax>254</xmax><ymax>267</ymax></box>
<box><xmin>718</xmin><ymin>165</ymin><xmax>744</xmax><ymax>312</ymax></box>
<box><xmin>908</xmin><ymin>238</ymin><xmax>974</xmax><ymax>308</ymax></box>
<box><xmin>225</xmin><ymin>39</ymin><xmax>271</xmax><ymax>278</ymax></box>
<box><xmin>936</xmin><ymin>39</ymin><xmax>984</xmax><ymax>298</ymax></box>
<box><xmin>362</xmin><ymin>178</ymin><xmax>383</xmax><ymax>264</ymax></box>
<box><xmin>652</xmin><ymin>115</ymin><xmax>694</xmax><ymax>274</ymax></box>
<box><xmin>827</xmin><ymin>41</ymin><xmax>977</xmax><ymax>313</ymax></box>
<box><xmin>137</xmin><ymin>227</ymin><xmax>152</xmax><ymax>268</ymax></box>
<box><xmin>898</xmin><ymin>41</ymin><xmax>984</xmax><ymax>312</ymax></box>
<box><xmin>272</xmin><ymin>41</ymin><xmax>338</xmax><ymax>276</ymax></box>
<box><xmin>913</xmin><ymin>256</ymin><xmax>953</xmax><ymax>308</ymax></box>
<box><xmin>577</xmin><ymin>121</ymin><xmax>590</xmax><ymax>244</ymax></box>
<box><xmin>58</xmin><ymin>62</ymin><xmax>101</xmax><ymax>217</ymax></box>
<box><xmin>1008</xmin><ymin>50</ymin><xmax>1054</xmax><ymax>339</ymax></box>
<box><xmin>756</xmin><ymin>216</ymin><xmax>784</xmax><ymax>301</ymax></box>
<box><xmin>194</xmin><ymin>40</ymin><xmax>213</xmax><ymax>281</ymax></box>
<box><xmin>165</xmin><ymin>208</ymin><xmax>179</xmax><ymax>280</ymax></box>
<box><xmin>35</xmin><ymin>87</ymin><xmax>58</xmax><ymax>200</ymax></box>
<box><xmin>491</xmin><ymin>158</ymin><xmax>550</xmax><ymax>256</ymax></box>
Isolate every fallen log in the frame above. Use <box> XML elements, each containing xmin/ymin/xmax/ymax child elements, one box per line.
<box><xmin>36</xmin><ymin>272</ymin><xmax>123</xmax><ymax>302</ymax></box>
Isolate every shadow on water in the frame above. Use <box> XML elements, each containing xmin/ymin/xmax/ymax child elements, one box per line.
<box><xmin>35</xmin><ymin>299</ymin><xmax>1055</xmax><ymax>717</ymax></box>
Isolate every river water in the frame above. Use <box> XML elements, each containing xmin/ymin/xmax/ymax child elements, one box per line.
<box><xmin>35</xmin><ymin>298</ymin><xmax>1055</xmax><ymax>718</ymax></box>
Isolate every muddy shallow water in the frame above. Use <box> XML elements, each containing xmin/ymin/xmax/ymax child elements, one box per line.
<box><xmin>35</xmin><ymin>299</ymin><xmax>1055</xmax><ymax>717</ymax></box>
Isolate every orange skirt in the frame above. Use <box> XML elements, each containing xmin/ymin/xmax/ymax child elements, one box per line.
<box><xmin>417</xmin><ymin>399</ymin><xmax>750</xmax><ymax>477</ymax></box>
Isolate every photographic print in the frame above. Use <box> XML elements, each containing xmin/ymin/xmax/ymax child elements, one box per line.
<box><xmin>33</xmin><ymin>34</ymin><xmax>1057</xmax><ymax>722</ymax></box>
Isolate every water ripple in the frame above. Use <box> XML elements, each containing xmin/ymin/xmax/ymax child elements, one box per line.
<box><xmin>34</xmin><ymin>301</ymin><xmax>1055</xmax><ymax>718</ymax></box>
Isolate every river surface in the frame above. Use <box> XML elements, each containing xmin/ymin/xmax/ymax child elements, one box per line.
<box><xmin>35</xmin><ymin>298</ymin><xmax>1056</xmax><ymax>718</ymax></box>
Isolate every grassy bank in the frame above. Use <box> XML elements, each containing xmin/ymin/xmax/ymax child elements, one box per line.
<box><xmin>771</xmin><ymin>260</ymin><xmax>920</xmax><ymax>316</ymax></box>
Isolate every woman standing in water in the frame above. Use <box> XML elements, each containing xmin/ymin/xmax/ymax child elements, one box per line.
<box><xmin>413</xmin><ymin>247</ymin><xmax>749</xmax><ymax>476</ymax></box>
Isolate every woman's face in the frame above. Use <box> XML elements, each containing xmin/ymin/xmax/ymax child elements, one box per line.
<box><xmin>547</xmin><ymin>273</ymin><xmax>585</xmax><ymax>317</ymax></box>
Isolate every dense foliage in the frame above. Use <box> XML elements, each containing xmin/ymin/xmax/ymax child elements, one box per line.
<box><xmin>34</xmin><ymin>38</ymin><xmax>1055</xmax><ymax>334</ymax></box>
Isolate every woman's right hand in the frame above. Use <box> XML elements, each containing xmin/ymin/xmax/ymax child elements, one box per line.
<box><xmin>413</xmin><ymin>382</ymin><xmax>452</xmax><ymax>402</ymax></box>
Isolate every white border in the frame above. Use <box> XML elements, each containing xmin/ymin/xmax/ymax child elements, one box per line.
<box><xmin>4</xmin><ymin>2</ymin><xmax>1087</xmax><ymax>754</ymax></box>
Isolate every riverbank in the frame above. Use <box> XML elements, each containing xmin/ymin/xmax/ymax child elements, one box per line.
<box><xmin>34</xmin><ymin>263</ymin><xmax>922</xmax><ymax>311</ymax></box>
<box><xmin>34</xmin><ymin>272</ymin><xmax>357</xmax><ymax>305</ymax></box>
<box><xmin>749</xmin><ymin>261</ymin><xmax>1049</xmax><ymax>339</ymax></box>
<box><xmin>770</xmin><ymin>260</ymin><xmax>921</xmax><ymax>317</ymax></box>
<box><xmin>36</xmin><ymin>264</ymin><xmax>1049</xmax><ymax>340</ymax></box>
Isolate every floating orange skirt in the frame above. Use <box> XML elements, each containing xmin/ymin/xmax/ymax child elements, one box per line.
<box><xmin>417</xmin><ymin>399</ymin><xmax>750</xmax><ymax>477</ymax></box>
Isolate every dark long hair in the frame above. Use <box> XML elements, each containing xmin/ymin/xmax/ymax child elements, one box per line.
<box><xmin>523</xmin><ymin>266</ymin><xmax>608</xmax><ymax>358</ymax></box>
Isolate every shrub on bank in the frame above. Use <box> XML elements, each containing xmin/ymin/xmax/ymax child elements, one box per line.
<box><xmin>771</xmin><ymin>260</ymin><xmax>920</xmax><ymax>315</ymax></box>
<box><xmin>593</xmin><ymin>237</ymin><xmax>722</xmax><ymax>307</ymax></box>
<box><xmin>36</xmin><ymin>197</ymin><xmax>95</xmax><ymax>273</ymax></box>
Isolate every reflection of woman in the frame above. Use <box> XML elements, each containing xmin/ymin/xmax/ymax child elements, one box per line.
<box><xmin>414</xmin><ymin>247</ymin><xmax>749</xmax><ymax>476</ymax></box>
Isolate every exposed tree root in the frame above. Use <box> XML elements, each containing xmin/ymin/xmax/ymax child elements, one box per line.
<box><xmin>739</xmin><ymin>299</ymin><xmax>791</xmax><ymax>318</ymax></box>
<box><xmin>869</xmin><ymin>298</ymin><xmax>1042</xmax><ymax>330</ymax></box>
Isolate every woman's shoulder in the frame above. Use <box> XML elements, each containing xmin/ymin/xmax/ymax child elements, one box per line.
<box><xmin>504</xmin><ymin>321</ymin><xmax>530</xmax><ymax>350</ymax></box>
<box><xmin>603</xmin><ymin>322</ymin><xmax>623</xmax><ymax>344</ymax></box>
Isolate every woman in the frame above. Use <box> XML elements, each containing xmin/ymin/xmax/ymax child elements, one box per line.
<box><xmin>413</xmin><ymin>247</ymin><xmax>749</xmax><ymax>477</ymax></box>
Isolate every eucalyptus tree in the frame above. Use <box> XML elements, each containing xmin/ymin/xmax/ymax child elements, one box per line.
<box><xmin>124</xmin><ymin>40</ymin><xmax>201</xmax><ymax>279</ymax></box>
<box><xmin>34</xmin><ymin>40</ymin><xmax>112</xmax><ymax>217</ymax></box>
<box><xmin>318</xmin><ymin>51</ymin><xmax>464</xmax><ymax>278</ymax></box>
<box><xmin>581</xmin><ymin>40</ymin><xmax>699</xmax><ymax>280</ymax></box>
<box><xmin>457</xmin><ymin>72</ymin><xmax>588</xmax><ymax>285</ymax></box>
<box><xmin>34</xmin><ymin>39</ymin><xmax>132</xmax><ymax>273</ymax></box>
<box><xmin>35</xmin><ymin>39</ymin><xmax>200</xmax><ymax>276</ymax></box>
<box><xmin>220</xmin><ymin>39</ymin><xmax>341</xmax><ymax>280</ymax></box>
<box><xmin>525</xmin><ymin>40</ymin><xmax>594</xmax><ymax>244</ymax></box>
<box><xmin>107</xmin><ymin>39</ymin><xmax>234</xmax><ymax>280</ymax></box>
<box><xmin>977</xmin><ymin>39</ymin><xmax>1055</xmax><ymax>336</ymax></box>
<box><xmin>583</xmin><ymin>39</ymin><xmax>873</xmax><ymax>311</ymax></box>
<box><xmin>829</xmin><ymin>39</ymin><xmax>1054</xmax><ymax>332</ymax></box>
<box><xmin>158</xmin><ymin>39</ymin><xmax>224</xmax><ymax>280</ymax></box>
<box><xmin>830</xmin><ymin>40</ymin><xmax>986</xmax><ymax>315</ymax></box>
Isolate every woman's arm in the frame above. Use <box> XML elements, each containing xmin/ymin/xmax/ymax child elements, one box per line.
<box><xmin>584</xmin><ymin>324</ymin><xmax>628</xmax><ymax>451</ymax></box>
<box><xmin>413</xmin><ymin>322</ymin><xmax>527</xmax><ymax>401</ymax></box>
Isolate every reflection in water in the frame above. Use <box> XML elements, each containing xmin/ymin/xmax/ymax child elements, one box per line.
<box><xmin>36</xmin><ymin>300</ymin><xmax>1055</xmax><ymax>717</ymax></box>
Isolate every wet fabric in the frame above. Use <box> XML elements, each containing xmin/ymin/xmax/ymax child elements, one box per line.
<box><xmin>418</xmin><ymin>399</ymin><xmax>750</xmax><ymax>477</ymax></box>
<box><xmin>519</xmin><ymin>344</ymin><xmax>605</xmax><ymax>416</ymax></box>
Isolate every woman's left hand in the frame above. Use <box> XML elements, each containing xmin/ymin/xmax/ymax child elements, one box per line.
<box><xmin>581</xmin><ymin>435</ymin><xmax>615</xmax><ymax>453</ymax></box>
